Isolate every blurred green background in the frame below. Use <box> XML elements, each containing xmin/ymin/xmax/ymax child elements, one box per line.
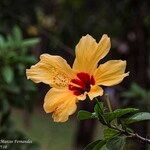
<box><xmin>0</xmin><ymin>0</ymin><xmax>150</xmax><ymax>150</ymax></box>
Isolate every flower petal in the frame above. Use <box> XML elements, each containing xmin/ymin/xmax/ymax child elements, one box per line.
<box><xmin>73</xmin><ymin>34</ymin><xmax>98</xmax><ymax>73</ymax></box>
<box><xmin>73</xmin><ymin>34</ymin><xmax>110</xmax><ymax>74</ymax></box>
<box><xmin>26</xmin><ymin>54</ymin><xmax>75</xmax><ymax>88</ymax></box>
<box><xmin>88</xmin><ymin>85</ymin><xmax>103</xmax><ymax>100</ymax></box>
<box><xmin>77</xmin><ymin>93</ymin><xmax>86</xmax><ymax>101</ymax></box>
<box><xmin>97</xmin><ymin>34</ymin><xmax>111</xmax><ymax>60</ymax></box>
<box><xmin>94</xmin><ymin>60</ymin><xmax>129</xmax><ymax>86</ymax></box>
<box><xmin>43</xmin><ymin>88</ymin><xmax>77</xmax><ymax>122</ymax></box>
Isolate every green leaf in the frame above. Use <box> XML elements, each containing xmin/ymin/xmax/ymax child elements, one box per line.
<box><xmin>18</xmin><ymin>64</ymin><xmax>25</xmax><ymax>74</ymax></box>
<box><xmin>22</xmin><ymin>38</ymin><xmax>40</xmax><ymax>47</ymax></box>
<box><xmin>84</xmin><ymin>140</ymin><xmax>106</xmax><ymax>150</ymax></box>
<box><xmin>121</xmin><ymin>83</ymin><xmax>147</xmax><ymax>99</ymax></box>
<box><xmin>4</xmin><ymin>84</ymin><xmax>20</xmax><ymax>94</ymax></box>
<box><xmin>131</xmin><ymin>83</ymin><xmax>144</xmax><ymax>94</ymax></box>
<box><xmin>19</xmin><ymin>56</ymin><xmax>36</xmax><ymax>64</ymax></box>
<box><xmin>125</xmin><ymin>112</ymin><xmax>150</xmax><ymax>124</ymax></box>
<box><xmin>77</xmin><ymin>110</ymin><xmax>97</xmax><ymax>120</ymax></box>
<box><xmin>94</xmin><ymin>101</ymin><xmax>103</xmax><ymax>114</ymax></box>
<box><xmin>121</xmin><ymin>91</ymin><xmax>136</xmax><ymax>99</ymax></box>
<box><xmin>12</xmin><ymin>26</ymin><xmax>22</xmax><ymax>41</ymax></box>
<box><xmin>94</xmin><ymin>101</ymin><xmax>106</xmax><ymax>124</ymax></box>
<box><xmin>104</xmin><ymin>128</ymin><xmax>119</xmax><ymax>140</ymax></box>
<box><xmin>2</xmin><ymin>66</ymin><xmax>14</xmax><ymax>83</ymax></box>
<box><xmin>126</xmin><ymin>127</ymin><xmax>134</xmax><ymax>133</ymax></box>
<box><xmin>104</xmin><ymin>108</ymin><xmax>139</xmax><ymax>122</ymax></box>
<box><xmin>0</xmin><ymin>35</ymin><xmax>5</xmax><ymax>49</ymax></box>
<box><xmin>0</xmin><ymin>99</ymin><xmax>9</xmax><ymax>113</ymax></box>
<box><xmin>25</xmin><ymin>81</ymin><xmax>37</xmax><ymax>92</ymax></box>
<box><xmin>106</xmin><ymin>136</ymin><xmax>126</xmax><ymax>150</ymax></box>
<box><xmin>26</xmin><ymin>143</ymin><xmax>40</xmax><ymax>150</ymax></box>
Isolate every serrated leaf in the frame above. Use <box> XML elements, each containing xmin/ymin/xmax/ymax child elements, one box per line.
<box><xmin>106</xmin><ymin>136</ymin><xmax>126</xmax><ymax>150</ymax></box>
<box><xmin>104</xmin><ymin>108</ymin><xmax>139</xmax><ymax>122</ymax></box>
<box><xmin>77</xmin><ymin>110</ymin><xmax>97</xmax><ymax>120</ymax></box>
<box><xmin>2</xmin><ymin>66</ymin><xmax>14</xmax><ymax>83</ymax></box>
<box><xmin>84</xmin><ymin>140</ymin><xmax>106</xmax><ymax>150</ymax></box>
<box><xmin>125</xmin><ymin>112</ymin><xmax>150</xmax><ymax>124</ymax></box>
<box><xmin>104</xmin><ymin>128</ymin><xmax>119</xmax><ymax>140</ymax></box>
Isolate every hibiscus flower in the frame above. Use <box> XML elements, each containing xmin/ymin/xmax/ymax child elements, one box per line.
<box><xmin>26</xmin><ymin>34</ymin><xmax>129</xmax><ymax>122</ymax></box>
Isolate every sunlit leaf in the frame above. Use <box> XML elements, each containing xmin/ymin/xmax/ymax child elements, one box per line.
<box><xmin>125</xmin><ymin>112</ymin><xmax>150</xmax><ymax>124</ymax></box>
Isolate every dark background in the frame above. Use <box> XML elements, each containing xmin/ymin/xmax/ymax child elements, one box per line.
<box><xmin>0</xmin><ymin>0</ymin><xmax>149</xmax><ymax>150</ymax></box>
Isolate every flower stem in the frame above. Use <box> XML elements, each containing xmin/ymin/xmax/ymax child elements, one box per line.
<box><xmin>105</xmin><ymin>94</ymin><xmax>112</xmax><ymax>112</ymax></box>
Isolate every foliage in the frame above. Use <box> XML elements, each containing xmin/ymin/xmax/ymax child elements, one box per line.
<box><xmin>122</xmin><ymin>83</ymin><xmax>150</xmax><ymax>110</ymax></box>
<box><xmin>78</xmin><ymin>97</ymin><xmax>150</xmax><ymax>150</ymax></box>
<box><xmin>0</xmin><ymin>26</ymin><xmax>40</xmax><ymax>149</ymax></box>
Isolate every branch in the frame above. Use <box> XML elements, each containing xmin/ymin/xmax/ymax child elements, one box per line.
<box><xmin>110</xmin><ymin>124</ymin><xmax>150</xmax><ymax>144</ymax></box>
<box><xmin>131</xmin><ymin>133</ymin><xmax>150</xmax><ymax>144</ymax></box>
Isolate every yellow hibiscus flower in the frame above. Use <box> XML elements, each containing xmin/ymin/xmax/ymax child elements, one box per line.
<box><xmin>26</xmin><ymin>34</ymin><xmax>129</xmax><ymax>122</ymax></box>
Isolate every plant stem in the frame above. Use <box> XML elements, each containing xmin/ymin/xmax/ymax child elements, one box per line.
<box><xmin>105</xmin><ymin>94</ymin><xmax>112</xmax><ymax>112</ymax></box>
<box><xmin>132</xmin><ymin>133</ymin><xmax>150</xmax><ymax>144</ymax></box>
<box><xmin>95</xmin><ymin>95</ymin><xmax>150</xmax><ymax>144</ymax></box>
<box><xmin>108</xmin><ymin>124</ymin><xmax>150</xmax><ymax>144</ymax></box>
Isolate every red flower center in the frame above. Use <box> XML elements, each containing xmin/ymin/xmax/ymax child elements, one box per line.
<box><xmin>68</xmin><ymin>72</ymin><xmax>95</xmax><ymax>96</ymax></box>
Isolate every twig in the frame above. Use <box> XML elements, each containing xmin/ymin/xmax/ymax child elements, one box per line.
<box><xmin>95</xmin><ymin>95</ymin><xmax>150</xmax><ymax>144</ymax></box>
<box><xmin>109</xmin><ymin>124</ymin><xmax>150</xmax><ymax>144</ymax></box>
<box><xmin>131</xmin><ymin>133</ymin><xmax>150</xmax><ymax>144</ymax></box>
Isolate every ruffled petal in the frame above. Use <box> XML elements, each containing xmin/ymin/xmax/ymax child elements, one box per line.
<box><xmin>43</xmin><ymin>88</ymin><xmax>77</xmax><ymax>122</ymax></box>
<box><xmin>94</xmin><ymin>60</ymin><xmax>129</xmax><ymax>86</ymax></box>
<box><xmin>26</xmin><ymin>54</ymin><xmax>75</xmax><ymax>88</ymax></box>
<box><xmin>73</xmin><ymin>34</ymin><xmax>110</xmax><ymax>74</ymax></box>
<box><xmin>88</xmin><ymin>85</ymin><xmax>103</xmax><ymax>100</ymax></box>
